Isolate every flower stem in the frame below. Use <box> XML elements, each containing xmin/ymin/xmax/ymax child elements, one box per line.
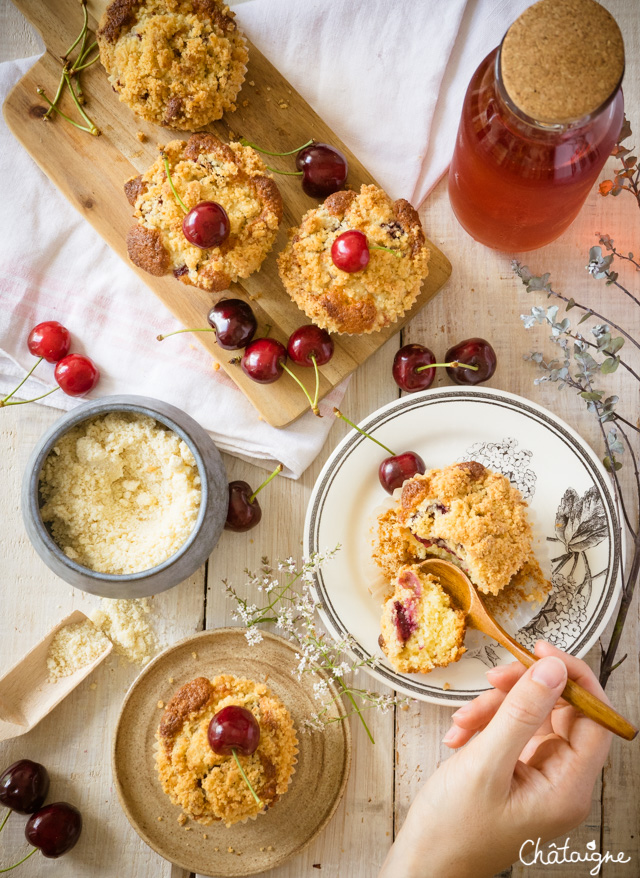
<box><xmin>337</xmin><ymin>676</ymin><xmax>375</xmax><ymax>744</ymax></box>
<box><xmin>240</xmin><ymin>137</ymin><xmax>313</xmax><ymax>156</ymax></box>
<box><xmin>162</xmin><ymin>153</ymin><xmax>188</xmax><ymax>214</ymax></box>
<box><xmin>333</xmin><ymin>408</ymin><xmax>396</xmax><ymax>456</ymax></box>
<box><xmin>232</xmin><ymin>750</ymin><xmax>261</xmax><ymax>805</ymax></box>
<box><xmin>416</xmin><ymin>361</ymin><xmax>479</xmax><ymax>373</ymax></box>
<box><xmin>1</xmin><ymin>357</ymin><xmax>42</xmax><ymax>403</ymax></box>
<box><xmin>248</xmin><ymin>463</ymin><xmax>283</xmax><ymax>504</ymax></box>
<box><xmin>0</xmin><ymin>387</ymin><xmax>60</xmax><ymax>408</ymax></box>
<box><xmin>157</xmin><ymin>327</ymin><xmax>213</xmax><ymax>341</ymax></box>
<box><xmin>0</xmin><ymin>847</ymin><xmax>37</xmax><ymax>873</ymax></box>
<box><xmin>0</xmin><ymin>811</ymin><xmax>10</xmax><ymax>833</ymax></box>
<box><xmin>282</xmin><ymin>364</ymin><xmax>321</xmax><ymax>416</ymax></box>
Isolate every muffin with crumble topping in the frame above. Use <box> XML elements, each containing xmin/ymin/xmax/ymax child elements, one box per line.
<box><xmin>125</xmin><ymin>134</ymin><xmax>283</xmax><ymax>292</ymax></box>
<box><xmin>277</xmin><ymin>184</ymin><xmax>430</xmax><ymax>334</ymax></box>
<box><xmin>156</xmin><ymin>674</ymin><xmax>297</xmax><ymax>827</ymax></box>
<box><xmin>97</xmin><ymin>0</ymin><xmax>248</xmax><ymax>129</ymax></box>
<box><xmin>379</xmin><ymin>564</ymin><xmax>466</xmax><ymax>673</ymax></box>
<box><xmin>374</xmin><ymin>461</ymin><xmax>544</xmax><ymax>597</ymax></box>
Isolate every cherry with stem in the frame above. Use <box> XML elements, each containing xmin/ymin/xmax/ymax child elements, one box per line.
<box><xmin>333</xmin><ymin>408</ymin><xmax>426</xmax><ymax>493</ymax></box>
<box><xmin>2</xmin><ymin>322</ymin><xmax>71</xmax><ymax>407</ymax></box>
<box><xmin>208</xmin><ymin>706</ymin><xmax>262</xmax><ymax>805</ymax></box>
<box><xmin>225</xmin><ymin>463</ymin><xmax>283</xmax><ymax>532</ymax></box>
<box><xmin>163</xmin><ymin>155</ymin><xmax>230</xmax><ymax>249</ymax></box>
<box><xmin>331</xmin><ymin>230</ymin><xmax>400</xmax><ymax>273</ymax></box>
<box><xmin>158</xmin><ymin>299</ymin><xmax>257</xmax><ymax>351</ymax></box>
<box><xmin>240</xmin><ymin>138</ymin><xmax>348</xmax><ymax>197</ymax></box>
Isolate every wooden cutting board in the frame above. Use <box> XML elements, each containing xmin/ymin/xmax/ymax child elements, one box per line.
<box><xmin>4</xmin><ymin>0</ymin><xmax>452</xmax><ymax>427</ymax></box>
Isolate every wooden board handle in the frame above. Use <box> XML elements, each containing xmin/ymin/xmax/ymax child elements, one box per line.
<box><xmin>489</xmin><ymin>620</ymin><xmax>638</xmax><ymax>742</ymax></box>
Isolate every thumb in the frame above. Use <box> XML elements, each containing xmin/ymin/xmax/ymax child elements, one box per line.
<box><xmin>476</xmin><ymin>655</ymin><xmax>568</xmax><ymax>778</ymax></box>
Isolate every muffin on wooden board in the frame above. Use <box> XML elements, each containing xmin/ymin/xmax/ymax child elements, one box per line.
<box><xmin>378</xmin><ymin>564</ymin><xmax>466</xmax><ymax>673</ymax></box>
<box><xmin>277</xmin><ymin>184</ymin><xmax>430</xmax><ymax>335</ymax></box>
<box><xmin>125</xmin><ymin>134</ymin><xmax>283</xmax><ymax>292</ymax></box>
<box><xmin>374</xmin><ymin>461</ymin><xmax>543</xmax><ymax>597</ymax></box>
<box><xmin>97</xmin><ymin>0</ymin><xmax>248</xmax><ymax>129</ymax></box>
<box><xmin>156</xmin><ymin>674</ymin><xmax>298</xmax><ymax>827</ymax></box>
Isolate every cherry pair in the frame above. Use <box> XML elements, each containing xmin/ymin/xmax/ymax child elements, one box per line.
<box><xmin>392</xmin><ymin>338</ymin><xmax>497</xmax><ymax>392</ymax></box>
<box><xmin>0</xmin><ymin>759</ymin><xmax>82</xmax><ymax>868</ymax></box>
<box><xmin>1</xmin><ymin>322</ymin><xmax>99</xmax><ymax>409</ymax></box>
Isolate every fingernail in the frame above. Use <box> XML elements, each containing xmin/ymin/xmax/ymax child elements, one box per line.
<box><xmin>442</xmin><ymin>727</ymin><xmax>458</xmax><ymax>744</ymax></box>
<box><xmin>451</xmin><ymin>705</ymin><xmax>470</xmax><ymax>719</ymax></box>
<box><xmin>531</xmin><ymin>656</ymin><xmax>567</xmax><ymax>689</ymax></box>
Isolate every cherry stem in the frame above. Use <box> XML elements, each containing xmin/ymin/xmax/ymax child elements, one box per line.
<box><xmin>63</xmin><ymin>72</ymin><xmax>99</xmax><ymax>134</ymax></box>
<box><xmin>415</xmin><ymin>361</ymin><xmax>479</xmax><ymax>373</ymax></box>
<box><xmin>333</xmin><ymin>408</ymin><xmax>396</xmax><ymax>457</ymax></box>
<box><xmin>248</xmin><ymin>463</ymin><xmax>283</xmax><ymax>504</ymax></box>
<box><xmin>157</xmin><ymin>327</ymin><xmax>213</xmax><ymax>341</ymax></box>
<box><xmin>282</xmin><ymin>364</ymin><xmax>321</xmax><ymax>417</ymax></box>
<box><xmin>37</xmin><ymin>88</ymin><xmax>97</xmax><ymax>135</ymax></box>
<box><xmin>240</xmin><ymin>137</ymin><xmax>313</xmax><ymax>157</ymax></box>
<box><xmin>0</xmin><ymin>847</ymin><xmax>37</xmax><ymax>873</ymax></box>
<box><xmin>232</xmin><ymin>750</ymin><xmax>261</xmax><ymax>806</ymax></box>
<box><xmin>311</xmin><ymin>354</ymin><xmax>320</xmax><ymax>414</ymax></box>
<box><xmin>0</xmin><ymin>811</ymin><xmax>10</xmax><ymax>833</ymax></box>
<box><xmin>369</xmin><ymin>244</ymin><xmax>401</xmax><ymax>258</ymax></box>
<box><xmin>62</xmin><ymin>0</ymin><xmax>88</xmax><ymax>60</ymax></box>
<box><xmin>0</xmin><ymin>387</ymin><xmax>60</xmax><ymax>408</ymax></box>
<box><xmin>264</xmin><ymin>166</ymin><xmax>303</xmax><ymax>177</ymax></box>
<box><xmin>162</xmin><ymin>154</ymin><xmax>188</xmax><ymax>214</ymax></box>
<box><xmin>2</xmin><ymin>357</ymin><xmax>43</xmax><ymax>404</ymax></box>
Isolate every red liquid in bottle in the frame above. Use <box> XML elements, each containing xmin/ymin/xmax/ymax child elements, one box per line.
<box><xmin>448</xmin><ymin>48</ymin><xmax>624</xmax><ymax>252</ymax></box>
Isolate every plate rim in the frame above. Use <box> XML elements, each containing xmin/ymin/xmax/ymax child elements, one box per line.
<box><xmin>111</xmin><ymin>627</ymin><xmax>352</xmax><ymax>876</ymax></box>
<box><xmin>304</xmin><ymin>386</ymin><xmax>622</xmax><ymax>706</ymax></box>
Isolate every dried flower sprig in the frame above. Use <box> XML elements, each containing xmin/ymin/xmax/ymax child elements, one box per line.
<box><xmin>599</xmin><ymin>116</ymin><xmax>638</xmax><ymax>207</ymax></box>
<box><xmin>37</xmin><ymin>0</ymin><xmax>101</xmax><ymax>136</ymax></box>
<box><xmin>224</xmin><ymin>549</ymin><xmax>413</xmax><ymax>743</ymax></box>
<box><xmin>514</xmin><ymin>233</ymin><xmax>640</xmax><ymax>688</ymax></box>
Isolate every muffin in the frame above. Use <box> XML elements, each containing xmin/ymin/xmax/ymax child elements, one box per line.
<box><xmin>378</xmin><ymin>564</ymin><xmax>466</xmax><ymax>673</ymax></box>
<box><xmin>277</xmin><ymin>185</ymin><xmax>430</xmax><ymax>334</ymax></box>
<box><xmin>156</xmin><ymin>675</ymin><xmax>298</xmax><ymax>827</ymax></box>
<box><xmin>374</xmin><ymin>461</ymin><xmax>542</xmax><ymax>597</ymax></box>
<box><xmin>125</xmin><ymin>134</ymin><xmax>283</xmax><ymax>292</ymax></box>
<box><xmin>97</xmin><ymin>0</ymin><xmax>248</xmax><ymax>129</ymax></box>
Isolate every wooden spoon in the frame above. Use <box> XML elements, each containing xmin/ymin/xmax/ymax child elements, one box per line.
<box><xmin>419</xmin><ymin>558</ymin><xmax>638</xmax><ymax>741</ymax></box>
<box><xmin>0</xmin><ymin>610</ymin><xmax>112</xmax><ymax>742</ymax></box>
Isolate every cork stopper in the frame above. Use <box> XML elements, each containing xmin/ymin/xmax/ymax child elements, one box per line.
<box><xmin>501</xmin><ymin>0</ymin><xmax>624</xmax><ymax>124</ymax></box>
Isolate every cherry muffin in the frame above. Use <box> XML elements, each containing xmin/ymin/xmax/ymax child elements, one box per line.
<box><xmin>156</xmin><ymin>674</ymin><xmax>297</xmax><ymax>827</ymax></box>
<box><xmin>277</xmin><ymin>184</ymin><xmax>430</xmax><ymax>334</ymax></box>
<box><xmin>97</xmin><ymin>0</ymin><xmax>248</xmax><ymax>129</ymax></box>
<box><xmin>379</xmin><ymin>564</ymin><xmax>466</xmax><ymax>673</ymax></box>
<box><xmin>125</xmin><ymin>134</ymin><xmax>282</xmax><ymax>292</ymax></box>
<box><xmin>374</xmin><ymin>461</ymin><xmax>543</xmax><ymax>597</ymax></box>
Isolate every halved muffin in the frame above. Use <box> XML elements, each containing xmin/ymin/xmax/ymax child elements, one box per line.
<box><xmin>378</xmin><ymin>564</ymin><xmax>466</xmax><ymax>673</ymax></box>
<box><xmin>156</xmin><ymin>674</ymin><xmax>297</xmax><ymax>827</ymax></box>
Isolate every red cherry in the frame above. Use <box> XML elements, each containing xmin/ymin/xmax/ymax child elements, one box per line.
<box><xmin>25</xmin><ymin>802</ymin><xmax>82</xmax><ymax>858</ymax></box>
<box><xmin>54</xmin><ymin>354</ymin><xmax>100</xmax><ymax>397</ymax></box>
<box><xmin>445</xmin><ymin>338</ymin><xmax>497</xmax><ymax>385</ymax></box>
<box><xmin>182</xmin><ymin>202</ymin><xmax>230</xmax><ymax>249</ymax></box>
<box><xmin>392</xmin><ymin>344</ymin><xmax>437</xmax><ymax>393</ymax></box>
<box><xmin>208</xmin><ymin>705</ymin><xmax>260</xmax><ymax>756</ymax></box>
<box><xmin>241</xmin><ymin>338</ymin><xmax>287</xmax><ymax>384</ymax></box>
<box><xmin>287</xmin><ymin>325</ymin><xmax>334</xmax><ymax>367</ymax></box>
<box><xmin>225</xmin><ymin>480</ymin><xmax>262</xmax><ymax>531</ymax></box>
<box><xmin>0</xmin><ymin>760</ymin><xmax>49</xmax><ymax>814</ymax></box>
<box><xmin>296</xmin><ymin>143</ymin><xmax>348</xmax><ymax>197</ymax></box>
<box><xmin>27</xmin><ymin>322</ymin><xmax>71</xmax><ymax>363</ymax></box>
<box><xmin>331</xmin><ymin>230</ymin><xmax>369</xmax><ymax>273</ymax></box>
<box><xmin>208</xmin><ymin>299</ymin><xmax>257</xmax><ymax>350</ymax></box>
<box><xmin>379</xmin><ymin>451</ymin><xmax>426</xmax><ymax>493</ymax></box>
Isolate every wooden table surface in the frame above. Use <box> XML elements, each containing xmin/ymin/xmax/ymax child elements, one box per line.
<box><xmin>1</xmin><ymin>2</ymin><xmax>638</xmax><ymax>877</ymax></box>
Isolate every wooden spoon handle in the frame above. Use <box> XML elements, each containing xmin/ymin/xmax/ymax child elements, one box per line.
<box><xmin>488</xmin><ymin>623</ymin><xmax>638</xmax><ymax>742</ymax></box>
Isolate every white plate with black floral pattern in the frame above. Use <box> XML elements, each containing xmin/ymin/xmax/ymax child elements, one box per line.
<box><xmin>304</xmin><ymin>386</ymin><xmax>622</xmax><ymax>706</ymax></box>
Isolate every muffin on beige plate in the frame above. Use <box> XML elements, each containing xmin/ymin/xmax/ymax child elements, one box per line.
<box><xmin>125</xmin><ymin>134</ymin><xmax>283</xmax><ymax>292</ymax></box>
<box><xmin>277</xmin><ymin>184</ymin><xmax>430</xmax><ymax>334</ymax></box>
<box><xmin>156</xmin><ymin>674</ymin><xmax>298</xmax><ymax>827</ymax></box>
<box><xmin>97</xmin><ymin>0</ymin><xmax>248</xmax><ymax>129</ymax></box>
<box><xmin>374</xmin><ymin>461</ymin><xmax>545</xmax><ymax>598</ymax></box>
<box><xmin>379</xmin><ymin>564</ymin><xmax>466</xmax><ymax>674</ymax></box>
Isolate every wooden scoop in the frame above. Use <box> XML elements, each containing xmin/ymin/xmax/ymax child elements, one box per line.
<box><xmin>420</xmin><ymin>559</ymin><xmax>638</xmax><ymax>741</ymax></box>
<box><xmin>0</xmin><ymin>610</ymin><xmax>112</xmax><ymax>742</ymax></box>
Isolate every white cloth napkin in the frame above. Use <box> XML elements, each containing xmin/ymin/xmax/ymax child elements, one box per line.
<box><xmin>0</xmin><ymin>0</ymin><xmax>529</xmax><ymax>478</ymax></box>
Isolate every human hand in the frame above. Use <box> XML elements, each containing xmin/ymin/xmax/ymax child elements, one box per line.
<box><xmin>378</xmin><ymin>641</ymin><xmax>612</xmax><ymax>878</ymax></box>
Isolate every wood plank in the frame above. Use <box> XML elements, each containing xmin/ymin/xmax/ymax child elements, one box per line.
<box><xmin>3</xmin><ymin>0</ymin><xmax>451</xmax><ymax>428</ymax></box>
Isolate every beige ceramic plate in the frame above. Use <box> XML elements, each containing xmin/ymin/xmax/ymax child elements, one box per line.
<box><xmin>112</xmin><ymin>628</ymin><xmax>351</xmax><ymax>877</ymax></box>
